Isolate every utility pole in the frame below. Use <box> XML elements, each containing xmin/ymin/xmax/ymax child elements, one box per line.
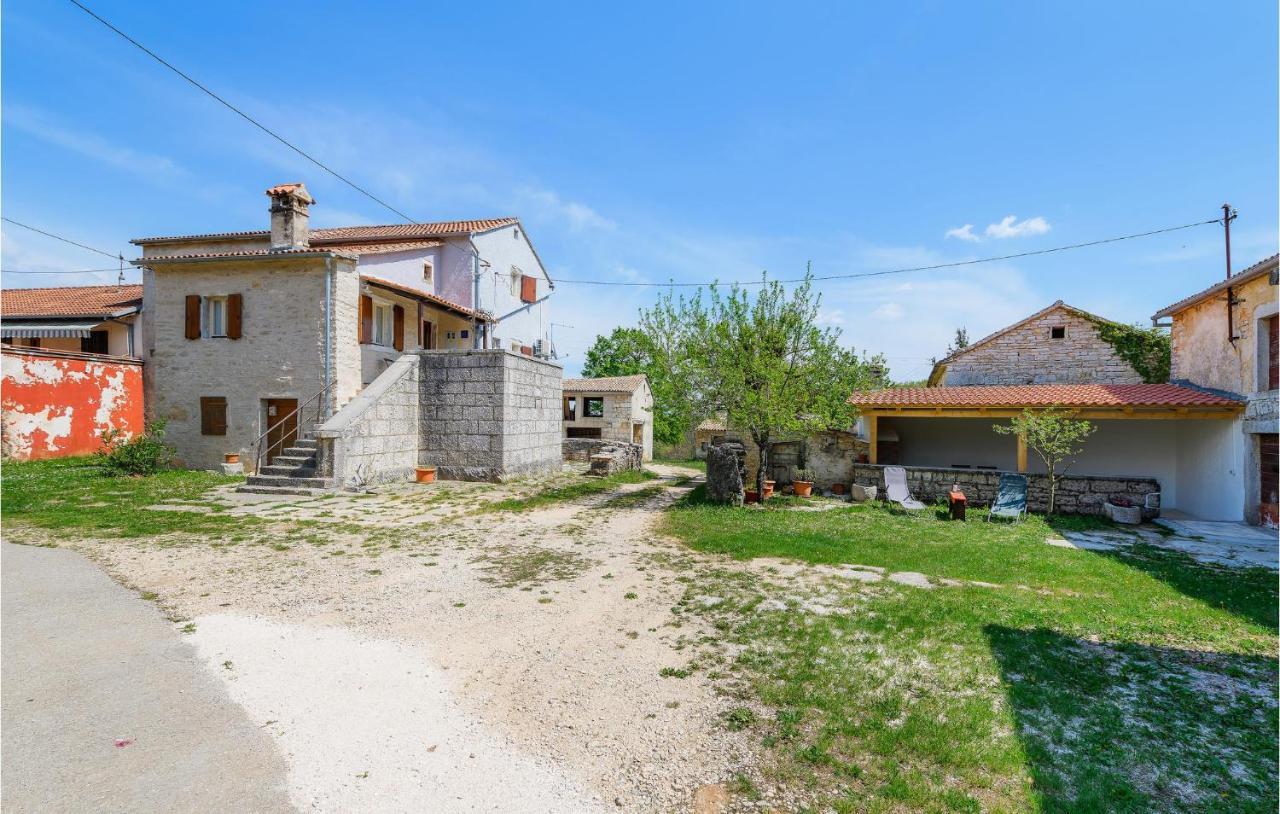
<box><xmin>1222</xmin><ymin>203</ymin><xmax>1239</xmax><ymax>344</ymax></box>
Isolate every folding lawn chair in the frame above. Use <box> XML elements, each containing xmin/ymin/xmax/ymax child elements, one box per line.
<box><xmin>986</xmin><ymin>473</ymin><xmax>1028</xmax><ymax>522</ymax></box>
<box><xmin>883</xmin><ymin>466</ymin><xmax>926</xmax><ymax>510</ymax></box>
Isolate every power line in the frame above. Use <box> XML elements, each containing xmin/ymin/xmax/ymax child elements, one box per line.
<box><xmin>548</xmin><ymin>218</ymin><xmax>1224</xmax><ymax>287</ymax></box>
<box><xmin>66</xmin><ymin>0</ymin><xmax>419</xmax><ymax>225</ymax></box>
<box><xmin>2</xmin><ymin>268</ymin><xmax>134</xmax><ymax>275</ymax></box>
<box><xmin>1</xmin><ymin>217</ymin><xmax>122</xmax><ymax>259</ymax></box>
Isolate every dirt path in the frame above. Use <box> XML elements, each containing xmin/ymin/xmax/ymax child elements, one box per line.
<box><xmin>52</xmin><ymin>465</ymin><xmax>756</xmax><ymax>812</ymax></box>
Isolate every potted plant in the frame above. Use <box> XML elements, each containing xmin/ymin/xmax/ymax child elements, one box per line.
<box><xmin>792</xmin><ymin>468</ymin><xmax>815</xmax><ymax>498</ymax></box>
<box><xmin>223</xmin><ymin>452</ymin><xmax>240</xmax><ymax>465</ymax></box>
<box><xmin>831</xmin><ymin>482</ymin><xmax>846</xmax><ymax>496</ymax></box>
<box><xmin>763</xmin><ymin>479</ymin><xmax>776</xmax><ymax>499</ymax></box>
<box><xmin>744</xmin><ymin>489</ymin><xmax>760</xmax><ymax>504</ymax></box>
<box><xmin>415</xmin><ymin>465</ymin><xmax>437</xmax><ymax>484</ymax></box>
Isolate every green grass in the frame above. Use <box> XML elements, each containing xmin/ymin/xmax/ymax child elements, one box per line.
<box><xmin>480</xmin><ymin>469</ymin><xmax>660</xmax><ymax>512</ymax></box>
<box><xmin>2</xmin><ymin>457</ymin><xmax>252</xmax><ymax>538</ymax></box>
<box><xmin>659</xmin><ymin>488</ymin><xmax>1278</xmax><ymax>813</ymax></box>
<box><xmin>655</xmin><ymin>457</ymin><xmax>706</xmax><ymax>473</ymax></box>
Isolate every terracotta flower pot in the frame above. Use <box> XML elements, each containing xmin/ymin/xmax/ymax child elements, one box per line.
<box><xmin>744</xmin><ymin>490</ymin><xmax>760</xmax><ymax>504</ymax></box>
<box><xmin>831</xmin><ymin>483</ymin><xmax>846</xmax><ymax>496</ymax></box>
<box><xmin>763</xmin><ymin>480</ymin><xmax>776</xmax><ymax>499</ymax></box>
<box><xmin>793</xmin><ymin>480</ymin><xmax>814</xmax><ymax>498</ymax></box>
<box><xmin>415</xmin><ymin>465</ymin><xmax>437</xmax><ymax>484</ymax></box>
<box><xmin>223</xmin><ymin>453</ymin><xmax>240</xmax><ymax>464</ymax></box>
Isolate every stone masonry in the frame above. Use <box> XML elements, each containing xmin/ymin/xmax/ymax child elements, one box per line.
<box><xmin>419</xmin><ymin>349</ymin><xmax>562</xmax><ymax>482</ymax></box>
<box><xmin>937</xmin><ymin>303</ymin><xmax>1144</xmax><ymax>386</ymax></box>
<box><xmin>850</xmin><ymin>463</ymin><xmax>1160</xmax><ymax>517</ymax></box>
<box><xmin>315</xmin><ymin>354</ymin><xmax>420</xmax><ymax>488</ymax></box>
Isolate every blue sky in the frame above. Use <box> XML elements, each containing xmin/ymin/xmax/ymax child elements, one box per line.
<box><xmin>3</xmin><ymin>1</ymin><xmax>1276</xmax><ymax>378</ymax></box>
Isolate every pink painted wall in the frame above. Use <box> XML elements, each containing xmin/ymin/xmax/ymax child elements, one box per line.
<box><xmin>1</xmin><ymin>347</ymin><xmax>145</xmax><ymax>460</ymax></box>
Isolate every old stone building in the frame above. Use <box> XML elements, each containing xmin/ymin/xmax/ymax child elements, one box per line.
<box><xmin>132</xmin><ymin>181</ymin><xmax>562</xmax><ymax>491</ymax></box>
<box><xmin>561</xmin><ymin>375</ymin><xmax>653</xmax><ymax>461</ymax></box>
<box><xmin>1153</xmin><ymin>254</ymin><xmax>1279</xmax><ymax>526</ymax></box>
<box><xmin>928</xmin><ymin>301</ymin><xmax>1145</xmax><ymax>386</ymax></box>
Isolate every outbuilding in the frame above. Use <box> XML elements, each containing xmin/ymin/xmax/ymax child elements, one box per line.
<box><xmin>561</xmin><ymin>375</ymin><xmax>653</xmax><ymax>461</ymax></box>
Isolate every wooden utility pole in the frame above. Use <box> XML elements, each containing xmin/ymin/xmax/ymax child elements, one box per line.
<box><xmin>1223</xmin><ymin>203</ymin><xmax>1239</xmax><ymax>344</ymax></box>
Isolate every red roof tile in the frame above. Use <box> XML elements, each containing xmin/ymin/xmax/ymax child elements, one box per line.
<box><xmin>849</xmin><ymin>383</ymin><xmax>1242</xmax><ymax>410</ymax></box>
<box><xmin>134</xmin><ymin>247</ymin><xmax>356</xmax><ymax>263</ymax></box>
<box><xmin>1</xmin><ymin>284</ymin><xmax>142</xmax><ymax>318</ymax></box>
<box><xmin>131</xmin><ymin>218</ymin><xmax>518</xmax><ymax>245</ymax></box>
<box><xmin>562</xmin><ymin>374</ymin><xmax>649</xmax><ymax>393</ymax></box>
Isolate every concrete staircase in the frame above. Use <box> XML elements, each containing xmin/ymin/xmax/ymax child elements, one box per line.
<box><xmin>236</xmin><ymin>436</ymin><xmax>335</xmax><ymax>496</ymax></box>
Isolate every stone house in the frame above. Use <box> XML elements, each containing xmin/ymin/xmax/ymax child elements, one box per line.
<box><xmin>1152</xmin><ymin>254</ymin><xmax>1279</xmax><ymax>526</ymax></box>
<box><xmin>131</xmin><ymin>182</ymin><xmax>561</xmax><ymax>492</ymax></box>
<box><xmin>561</xmin><ymin>375</ymin><xmax>653</xmax><ymax>461</ymax></box>
<box><xmin>927</xmin><ymin>301</ymin><xmax>1145</xmax><ymax>386</ymax></box>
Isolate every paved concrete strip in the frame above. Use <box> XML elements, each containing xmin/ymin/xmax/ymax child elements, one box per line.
<box><xmin>1</xmin><ymin>543</ymin><xmax>293</xmax><ymax>814</ymax></box>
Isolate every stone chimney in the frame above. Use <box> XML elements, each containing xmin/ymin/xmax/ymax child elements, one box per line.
<box><xmin>266</xmin><ymin>182</ymin><xmax>315</xmax><ymax>251</ymax></box>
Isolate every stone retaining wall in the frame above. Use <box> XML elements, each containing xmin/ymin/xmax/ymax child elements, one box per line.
<box><xmin>316</xmin><ymin>354</ymin><xmax>420</xmax><ymax>488</ymax></box>
<box><xmin>849</xmin><ymin>463</ymin><xmax>1161</xmax><ymax>517</ymax></box>
<box><xmin>562</xmin><ymin>438</ymin><xmax>642</xmax><ymax>471</ymax></box>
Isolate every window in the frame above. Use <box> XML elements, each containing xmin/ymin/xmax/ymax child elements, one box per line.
<box><xmin>1050</xmin><ymin>326</ymin><xmax>1066</xmax><ymax>339</ymax></box>
<box><xmin>585</xmin><ymin>397</ymin><xmax>604</xmax><ymax>418</ymax></box>
<box><xmin>510</xmin><ymin>267</ymin><xmax>522</xmax><ymax>297</ymax></box>
<box><xmin>200</xmin><ymin>396</ymin><xmax>228</xmax><ymax>436</ymax></box>
<box><xmin>422</xmin><ymin>259</ymin><xmax>434</xmax><ymax>286</ymax></box>
<box><xmin>372</xmin><ymin>302</ymin><xmax>394</xmax><ymax>346</ymax></box>
<box><xmin>567</xmin><ymin>427</ymin><xmax>601</xmax><ymax>439</ymax></box>
<box><xmin>207</xmin><ymin>296</ymin><xmax>229</xmax><ymax>337</ymax></box>
<box><xmin>460</xmin><ymin>330</ymin><xmax>469</xmax><ymax>339</ymax></box>
<box><xmin>82</xmin><ymin>330</ymin><xmax>109</xmax><ymax>355</ymax></box>
<box><xmin>519</xmin><ymin>274</ymin><xmax>537</xmax><ymax>303</ymax></box>
<box><xmin>563</xmin><ymin>396</ymin><xmax>577</xmax><ymax>420</ymax></box>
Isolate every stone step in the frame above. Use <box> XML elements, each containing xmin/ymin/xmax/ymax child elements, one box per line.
<box><xmin>259</xmin><ymin>464</ymin><xmax>319</xmax><ymax>477</ymax></box>
<box><xmin>268</xmin><ymin>454</ymin><xmax>316</xmax><ymax>467</ymax></box>
<box><xmin>235</xmin><ymin>484</ymin><xmax>333</xmax><ymax>497</ymax></box>
<box><xmin>278</xmin><ymin>447</ymin><xmax>318</xmax><ymax>459</ymax></box>
<box><xmin>291</xmin><ymin>438</ymin><xmax>318</xmax><ymax>449</ymax></box>
<box><xmin>243</xmin><ymin>474</ymin><xmax>333</xmax><ymax>489</ymax></box>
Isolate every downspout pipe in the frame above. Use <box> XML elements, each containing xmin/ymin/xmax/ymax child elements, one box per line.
<box><xmin>470</xmin><ymin>236</ymin><xmax>483</xmax><ymax>349</ymax></box>
<box><xmin>324</xmin><ymin>256</ymin><xmax>333</xmax><ymax>416</ymax></box>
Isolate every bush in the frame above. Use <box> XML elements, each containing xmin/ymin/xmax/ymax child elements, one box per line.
<box><xmin>97</xmin><ymin>420</ymin><xmax>175</xmax><ymax>476</ymax></box>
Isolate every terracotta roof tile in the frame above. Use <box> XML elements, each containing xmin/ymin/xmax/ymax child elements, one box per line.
<box><xmin>697</xmin><ymin>414</ymin><xmax>728</xmax><ymax>432</ymax></box>
<box><xmin>849</xmin><ymin>383</ymin><xmax>1242</xmax><ymax>409</ymax></box>
<box><xmin>133</xmin><ymin>247</ymin><xmax>355</xmax><ymax>263</ymax></box>
<box><xmin>1</xmin><ymin>284</ymin><xmax>142</xmax><ymax>318</ymax></box>
<box><xmin>1152</xmin><ymin>254</ymin><xmax>1279</xmax><ymax>320</ymax></box>
<box><xmin>131</xmin><ymin>218</ymin><xmax>518</xmax><ymax>246</ymax></box>
<box><xmin>562</xmin><ymin>374</ymin><xmax>648</xmax><ymax>393</ymax></box>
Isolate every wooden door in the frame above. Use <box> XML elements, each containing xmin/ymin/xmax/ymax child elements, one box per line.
<box><xmin>1260</xmin><ymin>434</ymin><xmax>1278</xmax><ymax>528</ymax></box>
<box><xmin>422</xmin><ymin>320</ymin><xmax>436</xmax><ymax>350</ymax></box>
<box><xmin>632</xmin><ymin>423</ymin><xmax>643</xmax><ymax>444</ymax></box>
<box><xmin>265</xmin><ymin>399</ymin><xmax>298</xmax><ymax>463</ymax></box>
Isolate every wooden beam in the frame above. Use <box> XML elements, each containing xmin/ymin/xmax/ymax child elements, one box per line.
<box><xmin>867</xmin><ymin>413</ymin><xmax>878</xmax><ymax>464</ymax></box>
<box><xmin>1016</xmin><ymin>433</ymin><xmax>1027</xmax><ymax>473</ymax></box>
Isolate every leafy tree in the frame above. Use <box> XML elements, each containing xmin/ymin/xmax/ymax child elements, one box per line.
<box><xmin>581</xmin><ymin>327</ymin><xmax>651</xmax><ymax>378</ymax></box>
<box><xmin>930</xmin><ymin>326</ymin><xmax>971</xmax><ymax>366</ymax></box>
<box><xmin>993</xmin><ymin>408</ymin><xmax>1095</xmax><ymax>515</ymax></box>
<box><xmin>580</xmin><ymin>325</ymin><xmax>695</xmax><ymax>446</ymax></box>
<box><xmin>646</xmin><ymin>269</ymin><xmax>887</xmax><ymax>497</ymax></box>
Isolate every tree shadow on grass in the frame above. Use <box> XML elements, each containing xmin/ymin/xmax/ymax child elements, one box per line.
<box><xmin>985</xmin><ymin>625</ymin><xmax>1278</xmax><ymax>813</ymax></box>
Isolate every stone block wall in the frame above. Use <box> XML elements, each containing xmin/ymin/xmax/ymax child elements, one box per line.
<box><xmin>562</xmin><ymin>438</ymin><xmax>643</xmax><ymax>472</ymax></box>
<box><xmin>420</xmin><ymin>349</ymin><xmax>562</xmax><ymax>482</ymax></box>
<box><xmin>940</xmin><ymin>305</ymin><xmax>1143</xmax><ymax>386</ymax></box>
<box><xmin>315</xmin><ymin>354</ymin><xmax>420</xmax><ymax>488</ymax></box>
<box><xmin>849</xmin><ymin>463</ymin><xmax>1161</xmax><ymax>516</ymax></box>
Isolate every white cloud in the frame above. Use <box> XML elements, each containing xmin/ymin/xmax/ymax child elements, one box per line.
<box><xmin>985</xmin><ymin>215</ymin><xmax>1050</xmax><ymax>239</ymax></box>
<box><xmin>815</xmin><ymin>308</ymin><xmax>845</xmax><ymax>326</ymax></box>
<box><xmin>945</xmin><ymin>224</ymin><xmax>980</xmax><ymax>242</ymax></box>
<box><xmin>871</xmin><ymin>302</ymin><xmax>905</xmax><ymax>320</ymax></box>
<box><xmin>516</xmin><ymin>187</ymin><xmax>616</xmax><ymax>233</ymax></box>
<box><xmin>6</xmin><ymin>104</ymin><xmax>190</xmax><ymax>182</ymax></box>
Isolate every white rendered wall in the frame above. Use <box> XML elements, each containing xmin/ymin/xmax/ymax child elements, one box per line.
<box><xmin>1174</xmin><ymin>419</ymin><xmax>1246</xmax><ymax>521</ymax></box>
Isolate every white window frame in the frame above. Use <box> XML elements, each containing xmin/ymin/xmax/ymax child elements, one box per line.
<box><xmin>206</xmin><ymin>296</ymin><xmax>229</xmax><ymax>338</ymax></box>
<box><xmin>372</xmin><ymin>300</ymin><xmax>395</xmax><ymax>347</ymax></box>
<box><xmin>510</xmin><ymin>267</ymin><xmax>522</xmax><ymax>297</ymax></box>
<box><xmin>422</xmin><ymin>259</ymin><xmax>434</xmax><ymax>287</ymax></box>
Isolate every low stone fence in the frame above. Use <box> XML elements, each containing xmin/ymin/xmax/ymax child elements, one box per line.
<box><xmin>563</xmin><ymin>438</ymin><xmax>642</xmax><ymax>475</ymax></box>
<box><xmin>316</xmin><ymin>354</ymin><xmax>421</xmax><ymax>489</ymax></box>
<box><xmin>849</xmin><ymin>463</ymin><xmax>1161</xmax><ymax>517</ymax></box>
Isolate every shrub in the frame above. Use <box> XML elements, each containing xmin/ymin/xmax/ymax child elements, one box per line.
<box><xmin>97</xmin><ymin>420</ymin><xmax>175</xmax><ymax>476</ymax></box>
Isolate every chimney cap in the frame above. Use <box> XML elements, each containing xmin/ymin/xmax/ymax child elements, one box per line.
<box><xmin>265</xmin><ymin>182</ymin><xmax>315</xmax><ymax>204</ymax></box>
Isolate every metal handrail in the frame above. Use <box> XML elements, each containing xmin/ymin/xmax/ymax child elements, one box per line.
<box><xmin>252</xmin><ymin>379</ymin><xmax>337</xmax><ymax>472</ymax></box>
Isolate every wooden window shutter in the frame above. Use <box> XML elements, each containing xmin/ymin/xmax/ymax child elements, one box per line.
<box><xmin>392</xmin><ymin>304</ymin><xmax>405</xmax><ymax>351</ymax></box>
<box><xmin>227</xmin><ymin>293</ymin><xmax>243</xmax><ymax>339</ymax></box>
<box><xmin>359</xmin><ymin>295</ymin><xmax>373</xmax><ymax>344</ymax></box>
<box><xmin>185</xmin><ymin>295</ymin><xmax>202</xmax><ymax>339</ymax></box>
<box><xmin>520</xmin><ymin>274</ymin><xmax>536</xmax><ymax>303</ymax></box>
<box><xmin>520</xmin><ymin>345</ymin><xmax>534</xmax><ymax>356</ymax></box>
<box><xmin>200</xmin><ymin>396</ymin><xmax>227</xmax><ymax>436</ymax></box>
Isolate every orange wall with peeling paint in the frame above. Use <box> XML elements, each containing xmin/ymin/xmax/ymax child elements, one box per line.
<box><xmin>1</xmin><ymin>347</ymin><xmax>145</xmax><ymax>460</ymax></box>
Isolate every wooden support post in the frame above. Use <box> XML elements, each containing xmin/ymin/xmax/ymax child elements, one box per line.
<box><xmin>1016</xmin><ymin>433</ymin><xmax>1027</xmax><ymax>473</ymax></box>
<box><xmin>867</xmin><ymin>414</ymin><xmax>878</xmax><ymax>464</ymax></box>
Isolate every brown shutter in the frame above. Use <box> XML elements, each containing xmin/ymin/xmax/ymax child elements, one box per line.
<box><xmin>185</xmin><ymin>295</ymin><xmax>201</xmax><ymax>339</ymax></box>
<box><xmin>200</xmin><ymin>397</ymin><xmax>227</xmax><ymax>436</ymax></box>
<box><xmin>359</xmin><ymin>295</ymin><xmax>373</xmax><ymax>344</ymax></box>
<box><xmin>520</xmin><ymin>345</ymin><xmax>533</xmax><ymax>356</ymax></box>
<box><xmin>520</xmin><ymin>275</ymin><xmax>537</xmax><ymax>303</ymax></box>
<box><xmin>227</xmin><ymin>293</ymin><xmax>243</xmax><ymax>339</ymax></box>
<box><xmin>393</xmin><ymin>304</ymin><xmax>405</xmax><ymax>351</ymax></box>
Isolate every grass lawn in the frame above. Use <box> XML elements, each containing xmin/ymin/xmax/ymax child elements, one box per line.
<box><xmin>659</xmin><ymin>489</ymin><xmax>1278</xmax><ymax>813</ymax></box>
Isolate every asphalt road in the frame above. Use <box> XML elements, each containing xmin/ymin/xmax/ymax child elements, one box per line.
<box><xmin>1</xmin><ymin>542</ymin><xmax>294</xmax><ymax>813</ymax></box>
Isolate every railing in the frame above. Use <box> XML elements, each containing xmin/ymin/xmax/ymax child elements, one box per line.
<box><xmin>252</xmin><ymin>380</ymin><xmax>337</xmax><ymax>473</ymax></box>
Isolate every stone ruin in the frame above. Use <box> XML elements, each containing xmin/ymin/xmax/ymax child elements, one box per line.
<box><xmin>705</xmin><ymin>440</ymin><xmax>747</xmax><ymax>506</ymax></box>
<box><xmin>562</xmin><ymin>438</ymin><xmax>643</xmax><ymax>476</ymax></box>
